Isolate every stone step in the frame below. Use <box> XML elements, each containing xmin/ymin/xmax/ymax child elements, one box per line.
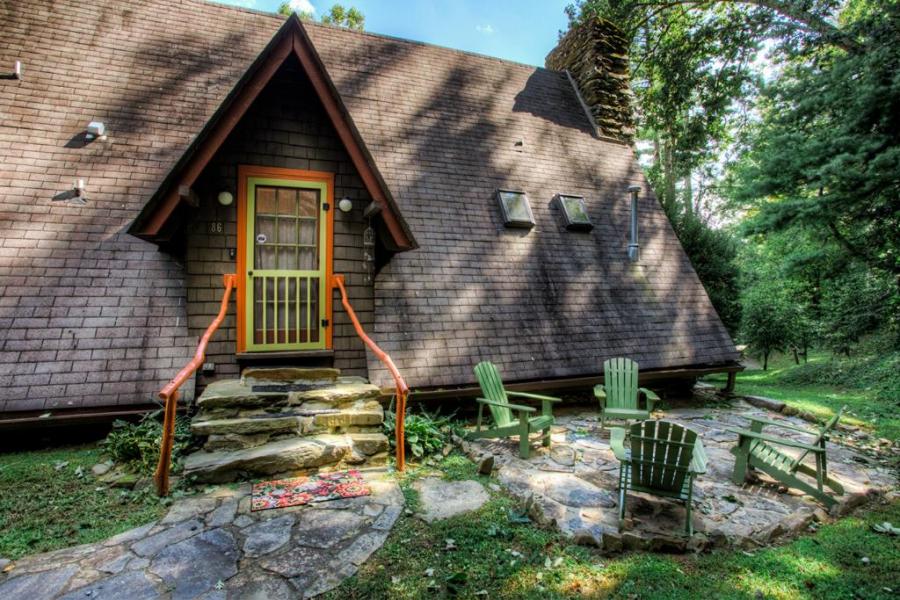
<box><xmin>350</xmin><ymin>432</ymin><xmax>390</xmax><ymax>456</ymax></box>
<box><xmin>196</xmin><ymin>379</ymin><xmax>381</xmax><ymax>412</ymax></box>
<box><xmin>195</xmin><ymin>380</ymin><xmax>290</xmax><ymax>410</ymax></box>
<box><xmin>191</xmin><ymin>401</ymin><xmax>384</xmax><ymax>437</ymax></box>
<box><xmin>183</xmin><ymin>433</ymin><xmax>389</xmax><ymax>483</ymax></box>
<box><xmin>241</xmin><ymin>367</ymin><xmax>340</xmax><ymax>386</ymax></box>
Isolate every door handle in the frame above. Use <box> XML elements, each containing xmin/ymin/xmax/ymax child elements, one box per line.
<box><xmin>248</xmin><ymin>271</ymin><xmax>253</xmax><ymax>277</ymax></box>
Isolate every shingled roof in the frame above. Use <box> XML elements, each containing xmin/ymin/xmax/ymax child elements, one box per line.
<box><xmin>299</xmin><ymin>21</ymin><xmax>740</xmax><ymax>387</ymax></box>
<box><xmin>0</xmin><ymin>0</ymin><xmax>737</xmax><ymax>403</ymax></box>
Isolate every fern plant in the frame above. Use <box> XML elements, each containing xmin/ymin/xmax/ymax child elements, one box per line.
<box><xmin>383</xmin><ymin>402</ymin><xmax>461</xmax><ymax>459</ymax></box>
<box><xmin>102</xmin><ymin>410</ymin><xmax>193</xmax><ymax>474</ymax></box>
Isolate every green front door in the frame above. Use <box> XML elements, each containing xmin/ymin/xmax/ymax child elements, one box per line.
<box><xmin>244</xmin><ymin>177</ymin><xmax>328</xmax><ymax>351</ymax></box>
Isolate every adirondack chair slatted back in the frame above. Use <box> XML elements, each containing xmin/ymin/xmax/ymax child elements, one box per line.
<box><xmin>604</xmin><ymin>358</ymin><xmax>639</xmax><ymax>409</ymax></box>
<box><xmin>629</xmin><ymin>420</ymin><xmax>697</xmax><ymax>494</ymax></box>
<box><xmin>788</xmin><ymin>406</ymin><xmax>845</xmax><ymax>471</ymax></box>
<box><xmin>474</xmin><ymin>362</ymin><xmax>512</xmax><ymax>427</ymax></box>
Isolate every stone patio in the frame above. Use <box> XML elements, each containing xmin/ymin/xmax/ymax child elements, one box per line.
<box><xmin>0</xmin><ymin>471</ymin><xmax>403</xmax><ymax>599</ymax></box>
<box><xmin>456</xmin><ymin>400</ymin><xmax>897</xmax><ymax>553</ymax></box>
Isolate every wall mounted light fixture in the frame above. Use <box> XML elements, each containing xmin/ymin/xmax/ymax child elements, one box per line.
<box><xmin>85</xmin><ymin>121</ymin><xmax>106</xmax><ymax>141</ymax></box>
<box><xmin>338</xmin><ymin>197</ymin><xmax>353</xmax><ymax>213</ymax></box>
<box><xmin>217</xmin><ymin>191</ymin><xmax>234</xmax><ymax>206</ymax></box>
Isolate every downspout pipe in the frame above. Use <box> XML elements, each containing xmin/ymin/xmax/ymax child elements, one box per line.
<box><xmin>627</xmin><ymin>185</ymin><xmax>641</xmax><ymax>262</ymax></box>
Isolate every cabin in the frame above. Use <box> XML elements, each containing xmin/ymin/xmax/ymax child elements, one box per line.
<box><xmin>0</xmin><ymin>0</ymin><xmax>739</xmax><ymax>429</ymax></box>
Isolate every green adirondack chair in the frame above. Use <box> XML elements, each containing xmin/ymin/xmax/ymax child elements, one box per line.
<box><xmin>611</xmin><ymin>420</ymin><xmax>707</xmax><ymax>536</ymax></box>
<box><xmin>467</xmin><ymin>361</ymin><xmax>562</xmax><ymax>459</ymax></box>
<box><xmin>729</xmin><ymin>407</ymin><xmax>846</xmax><ymax>508</ymax></box>
<box><xmin>594</xmin><ymin>358</ymin><xmax>659</xmax><ymax>431</ymax></box>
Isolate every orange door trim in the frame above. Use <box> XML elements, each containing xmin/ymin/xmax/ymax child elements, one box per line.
<box><xmin>236</xmin><ymin>165</ymin><xmax>334</xmax><ymax>353</ymax></box>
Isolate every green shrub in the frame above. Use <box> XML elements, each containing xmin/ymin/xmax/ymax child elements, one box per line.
<box><xmin>740</xmin><ymin>283</ymin><xmax>796</xmax><ymax>369</ymax></box>
<box><xmin>383</xmin><ymin>403</ymin><xmax>461</xmax><ymax>460</ymax></box>
<box><xmin>780</xmin><ymin>349</ymin><xmax>900</xmax><ymax>404</ymax></box>
<box><xmin>672</xmin><ymin>213</ymin><xmax>742</xmax><ymax>335</ymax></box>
<box><xmin>102</xmin><ymin>411</ymin><xmax>193</xmax><ymax>474</ymax></box>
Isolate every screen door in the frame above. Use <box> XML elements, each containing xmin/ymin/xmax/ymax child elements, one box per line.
<box><xmin>243</xmin><ymin>177</ymin><xmax>328</xmax><ymax>351</ymax></box>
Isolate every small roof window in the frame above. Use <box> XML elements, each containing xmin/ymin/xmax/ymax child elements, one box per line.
<box><xmin>556</xmin><ymin>194</ymin><xmax>593</xmax><ymax>231</ymax></box>
<box><xmin>497</xmin><ymin>189</ymin><xmax>535</xmax><ymax>229</ymax></box>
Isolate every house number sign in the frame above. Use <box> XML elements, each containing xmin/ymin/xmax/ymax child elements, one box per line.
<box><xmin>208</xmin><ymin>221</ymin><xmax>224</xmax><ymax>234</ymax></box>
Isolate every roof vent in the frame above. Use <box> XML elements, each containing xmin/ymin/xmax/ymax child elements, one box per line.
<box><xmin>52</xmin><ymin>179</ymin><xmax>89</xmax><ymax>206</ymax></box>
<box><xmin>2</xmin><ymin>61</ymin><xmax>22</xmax><ymax>80</ymax></box>
<box><xmin>627</xmin><ymin>185</ymin><xmax>640</xmax><ymax>261</ymax></box>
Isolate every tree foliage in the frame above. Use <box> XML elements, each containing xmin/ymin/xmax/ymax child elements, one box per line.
<box><xmin>277</xmin><ymin>3</ymin><xmax>365</xmax><ymax>31</ymax></box>
<box><xmin>277</xmin><ymin>2</ymin><xmax>313</xmax><ymax>20</ymax></box>
<box><xmin>565</xmin><ymin>0</ymin><xmax>899</xmax><ymax>355</ymax></box>
<box><xmin>321</xmin><ymin>4</ymin><xmax>366</xmax><ymax>30</ymax></box>
<box><xmin>740</xmin><ymin>283</ymin><xmax>795</xmax><ymax>369</ymax></box>
<box><xmin>733</xmin><ymin>3</ymin><xmax>900</xmax><ymax>278</ymax></box>
<box><xmin>673</xmin><ymin>212</ymin><xmax>742</xmax><ymax>333</ymax></box>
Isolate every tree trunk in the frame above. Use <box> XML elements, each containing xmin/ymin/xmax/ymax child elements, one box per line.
<box><xmin>792</xmin><ymin>347</ymin><xmax>799</xmax><ymax>365</ymax></box>
<box><xmin>763</xmin><ymin>350</ymin><xmax>769</xmax><ymax>371</ymax></box>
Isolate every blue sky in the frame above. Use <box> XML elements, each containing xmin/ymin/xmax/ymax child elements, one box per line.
<box><xmin>214</xmin><ymin>0</ymin><xmax>572</xmax><ymax>67</ymax></box>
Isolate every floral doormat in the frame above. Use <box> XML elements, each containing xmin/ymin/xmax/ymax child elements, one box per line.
<box><xmin>251</xmin><ymin>470</ymin><xmax>371</xmax><ymax>511</ymax></box>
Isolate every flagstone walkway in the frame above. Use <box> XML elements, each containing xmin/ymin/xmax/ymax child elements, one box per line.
<box><xmin>0</xmin><ymin>472</ymin><xmax>403</xmax><ymax>600</ymax></box>
<box><xmin>457</xmin><ymin>400</ymin><xmax>897</xmax><ymax>553</ymax></box>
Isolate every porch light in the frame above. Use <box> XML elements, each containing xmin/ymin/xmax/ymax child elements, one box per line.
<box><xmin>217</xmin><ymin>191</ymin><xmax>233</xmax><ymax>206</ymax></box>
<box><xmin>497</xmin><ymin>189</ymin><xmax>535</xmax><ymax>229</ymax></box>
<box><xmin>338</xmin><ymin>197</ymin><xmax>353</xmax><ymax>213</ymax></box>
<box><xmin>556</xmin><ymin>194</ymin><xmax>593</xmax><ymax>231</ymax></box>
<box><xmin>627</xmin><ymin>185</ymin><xmax>640</xmax><ymax>262</ymax></box>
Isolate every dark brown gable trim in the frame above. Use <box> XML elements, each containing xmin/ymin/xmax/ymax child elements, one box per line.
<box><xmin>130</xmin><ymin>17</ymin><xmax>415</xmax><ymax>251</ymax></box>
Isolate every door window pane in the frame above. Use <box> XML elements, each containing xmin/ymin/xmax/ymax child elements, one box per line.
<box><xmin>298</xmin><ymin>190</ymin><xmax>318</xmax><ymax>217</ymax></box>
<box><xmin>257</xmin><ymin>187</ymin><xmax>277</xmax><ymax>214</ymax></box>
<box><xmin>277</xmin><ymin>188</ymin><xmax>298</xmax><ymax>216</ymax></box>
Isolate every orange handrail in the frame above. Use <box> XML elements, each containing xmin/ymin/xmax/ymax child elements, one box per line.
<box><xmin>154</xmin><ymin>273</ymin><xmax>237</xmax><ymax>496</ymax></box>
<box><xmin>331</xmin><ymin>274</ymin><xmax>409</xmax><ymax>471</ymax></box>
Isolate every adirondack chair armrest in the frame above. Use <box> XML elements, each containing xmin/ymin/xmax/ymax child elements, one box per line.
<box><xmin>748</xmin><ymin>416</ymin><xmax>815</xmax><ymax>435</ymax></box>
<box><xmin>475</xmin><ymin>398</ymin><xmax>536</xmax><ymax>413</ymax></box>
<box><xmin>728</xmin><ymin>427</ymin><xmax>825</xmax><ymax>452</ymax></box>
<box><xmin>609</xmin><ymin>427</ymin><xmax>628</xmax><ymax>461</ymax></box>
<box><xmin>593</xmin><ymin>385</ymin><xmax>606</xmax><ymax>407</ymax></box>
<box><xmin>639</xmin><ymin>387</ymin><xmax>659</xmax><ymax>411</ymax></box>
<box><xmin>507</xmin><ymin>391</ymin><xmax>562</xmax><ymax>403</ymax></box>
<box><xmin>690</xmin><ymin>438</ymin><xmax>708</xmax><ymax>475</ymax></box>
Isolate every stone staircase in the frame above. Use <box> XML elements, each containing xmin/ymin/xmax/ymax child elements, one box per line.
<box><xmin>182</xmin><ymin>367</ymin><xmax>389</xmax><ymax>483</ymax></box>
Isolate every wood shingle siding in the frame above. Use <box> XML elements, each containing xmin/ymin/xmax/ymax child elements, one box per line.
<box><xmin>187</xmin><ymin>60</ymin><xmax>374</xmax><ymax>388</ymax></box>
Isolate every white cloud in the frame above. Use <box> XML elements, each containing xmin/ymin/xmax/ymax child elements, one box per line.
<box><xmin>475</xmin><ymin>24</ymin><xmax>495</xmax><ymax>35</ymax></box>
<box><xmin>290</xmin><ymin>0</ymin><xmax>316</xmax><ymax>13</ymax></box>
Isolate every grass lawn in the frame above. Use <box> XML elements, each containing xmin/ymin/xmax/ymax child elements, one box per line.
<box><xmin>704</xmin><ymin>351</ymin><xmax>899</xmax><ymax>441</ymax></box>
<box><xmin>0</xmin><ymin>443</ymin><xmax>165</xmax><ymax>560</ymax></box>
<box><xmin>327</xmin><ymin>455</ymin><xmax>900</xmax><ymax>600</ymax></box>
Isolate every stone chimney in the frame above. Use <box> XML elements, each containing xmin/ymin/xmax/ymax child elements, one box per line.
<box><xmin>545</xmin><ymin>18</ymin><xmax>635</xmax><ymax>143</ymax></box>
